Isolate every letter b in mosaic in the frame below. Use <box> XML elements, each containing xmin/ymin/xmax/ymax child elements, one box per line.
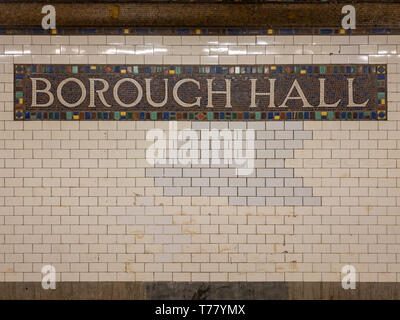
<box><xmin>14</xmin><ymin>64</ymin><xmax>387</xmax><ymax>121</ymax></box>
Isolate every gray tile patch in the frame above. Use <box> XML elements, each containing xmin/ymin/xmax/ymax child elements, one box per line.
<box><xmin>146</xmin><ymin>121</ymin><xmax>321</xmax><ymax>206</ymax></box>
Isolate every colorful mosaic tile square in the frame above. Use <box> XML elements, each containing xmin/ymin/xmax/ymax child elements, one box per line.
<box><xmin>14</xmin><ymin>64</ymin><xmax>387</xmax><ymax>121</ymax></box>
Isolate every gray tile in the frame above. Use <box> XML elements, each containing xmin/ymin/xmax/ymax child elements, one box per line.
<box><xmin>285</xmin><ymin>197</ymin><xmax>303</xmax><ymax>206</ymax></box>
<box><xmin>229</xmin><ymin>197</ymin><xmax>247</xmax><ymax>206</ymax></box>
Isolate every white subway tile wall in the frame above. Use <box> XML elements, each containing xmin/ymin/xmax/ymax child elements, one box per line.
<box><xmin>0</xmin><ymin>35</ymin><xmax>400</xmax><ymax>282</ymax></box>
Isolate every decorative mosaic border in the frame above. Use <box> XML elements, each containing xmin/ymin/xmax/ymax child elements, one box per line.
<box><xmin>14</xmin><ymin>64</ymin><xmax>387</xmax><ymax>121</ymax></box>
<box><xmin>3</xmin><ymin>27</ymin><xmax>399</xmax><ymax>36</ymax></box>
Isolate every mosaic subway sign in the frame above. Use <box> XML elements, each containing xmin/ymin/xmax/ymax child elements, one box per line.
<box><xmin>14</xmin><ymin>64</ymin><xmax>387</xmax><ymax>121</ymax></box>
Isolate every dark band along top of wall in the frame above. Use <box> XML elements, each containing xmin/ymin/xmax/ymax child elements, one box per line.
<box><xmin>14</xmin><ymin>64</ymin><xmax>387</xmax><ymax>121</ymax></box>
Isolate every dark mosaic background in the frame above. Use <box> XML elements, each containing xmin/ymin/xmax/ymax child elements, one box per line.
<box><xmin>23</xmin><ymin>69</ymin><xmax>376</xmax><ymax>111</ymax></box>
